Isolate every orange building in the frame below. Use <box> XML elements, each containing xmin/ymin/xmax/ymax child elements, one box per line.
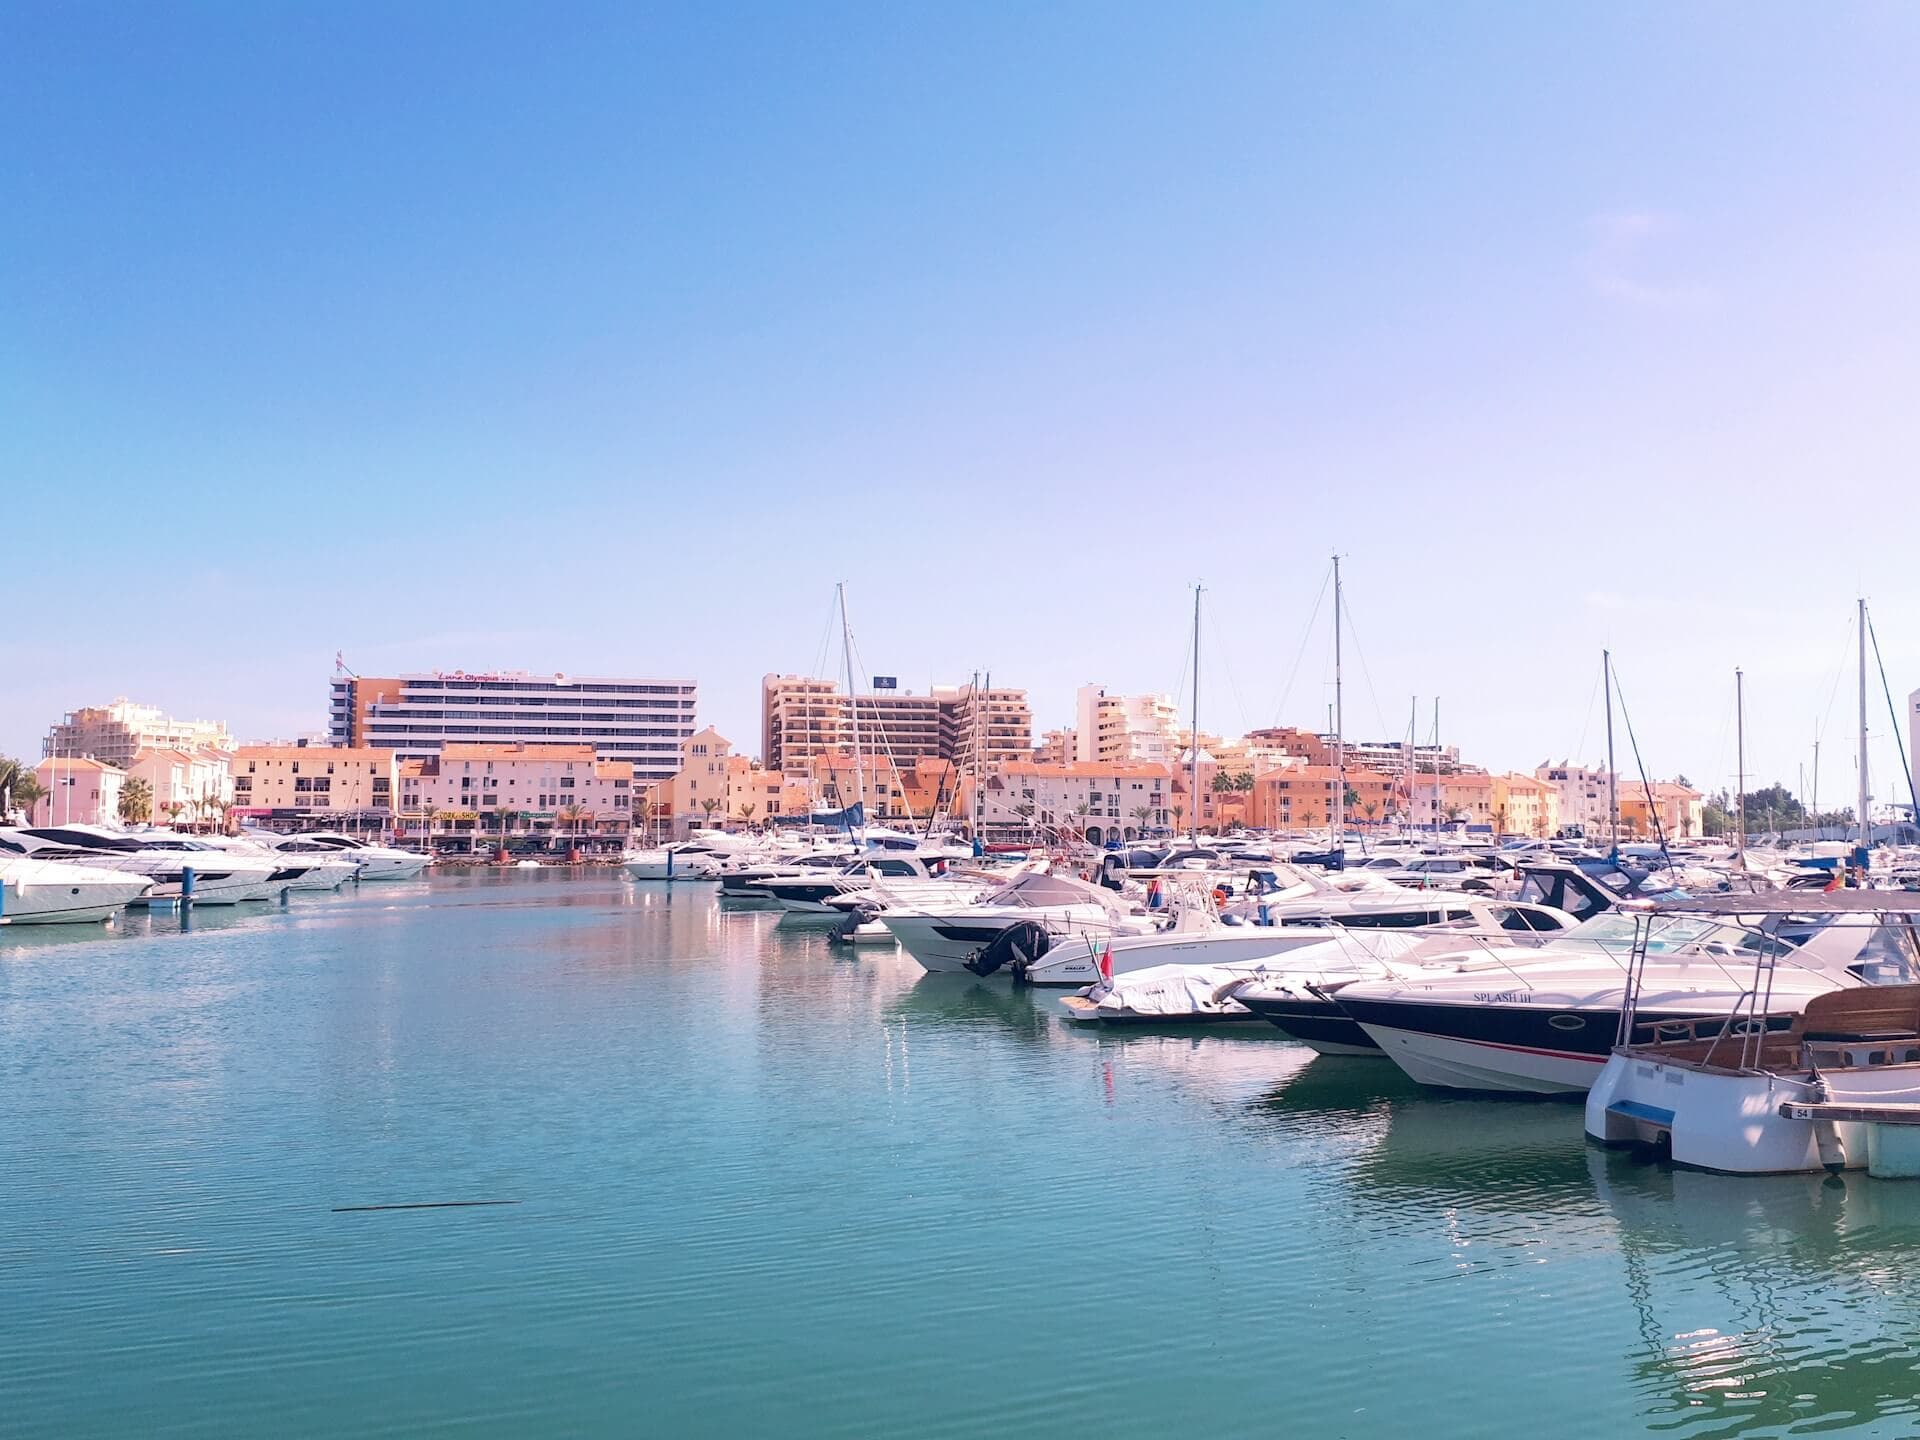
<box><xmin>1250</xmin><ymin>766</ymin><xmax>1396</xmax><ymax>831</ymax></box>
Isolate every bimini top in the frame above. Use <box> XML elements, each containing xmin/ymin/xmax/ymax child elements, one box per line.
<box><xmin>1627</xmin><ymin>890</ymin><xmax>1920</xmax><ymax>915</ymax></box>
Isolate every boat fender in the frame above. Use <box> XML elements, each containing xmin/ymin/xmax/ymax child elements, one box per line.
<box><xmin>1806</xmin><ymin>1070</ymin><xmax>1848</xmax><ymax>1174</ymax></box>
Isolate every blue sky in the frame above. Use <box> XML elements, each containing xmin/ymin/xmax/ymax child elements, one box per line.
<box><xmin>7</xmin><ymin>3</ymin><xmax>1920</xmax><ymax>806</ymax></box>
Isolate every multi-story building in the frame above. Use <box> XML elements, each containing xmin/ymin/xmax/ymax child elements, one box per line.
<box><xmin>1250</xmin><ymin>766</ymin><xmax>1397</xmax><ymax>832</ymax></box>
<box><xmin>760</xmin><ymin>675</ymin><xmax>1031</xmax><ymax>774</ymax></box>
<box><xmin>1073</xmin><ymin>686</ymin><xmax>1183</xmax><ymax>765</ymax></box>
<box><xmin>396</xmin><ymin>743</ymin><xmax>632</xmax><ymax>849</ymax></box>
<box><xmin>231</xmin><ymin>744</ymin><xmax>395</xmax><ymax>821</ymax></box>
<box><xmin>647</xmin><ymin>728</ymin><xmax>737</xmax><ymax>837</ymax></box>
<box><xmin>1342</xmin><ymin>740</ymin><xmax>1462</xmax><ymax>780</ymax></box>
<box><xmin>1032</xmin><ymin>728</ymin><xmax>1074</xmax><ymax>765</ymax></box>
<box><xmin>970</xmin><ymin>761</ymin><xmax>1172</xmax><ymax>844</ymax></box>
<box><xmin>1536</xmin><ymin>761</ymin><xmax>1616</xmax><ymax>837</ymax></box>
<box><xmin>44</xmin><ymin>698</ymin><xmax>234</xmax><ymax>768</ymax></box>
<box><xmin>30</xmin><ymin>756</ymin><xmax>126</xmax><ymax>826</ymax></box>
<box><xmin>1620</xmin><ymin>782</ymin><xmax>1705</xmax><ymax>841</ymax></box>
<box><xmin>129</xmin><ymin>748</ymin><xmax>234</xmax><ymax>826</ymax></box>
<box><xmin>329</xmin><ymin>670</ymin><xmax>695</xmax><ymax>784</ymax></box>
<box><xmin>1491</xmin><ymin>772</ymin><xmax>1559</xmax><ymax>838</ymax></box>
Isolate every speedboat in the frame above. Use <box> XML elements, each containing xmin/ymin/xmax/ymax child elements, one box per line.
<box><xmin>266</xmin><ymin>831</ymin><xmax>432</xmax><ymax>880</ymax></box>
<box><xmin>187</xmin><ymin>833</ymin><xmax>359</xmax><ymax>891</ymax></box>
<box><xmin>1587</xmin><ymin>892</ymin><xmax>1920</xmax><ymax>1173</ymax></box>
<box><xmin>881</xmin><ymin>871</ymin><xmax>1154</xmax><ymax>975</ymax></box>
<box><xmin>1332</xmin><ymin>906</ymin><xmax>1878</xmax><ymax>1095</ymax></box>
<box><xmin>0</xmin><ymin>852</ymin><xmax>154</xmax><ymax>923</ymax></box>
<box><xmin>762</xmin><ymin>853</ymin><xmax>974</xmax><ymax>915</ymax></box>
<box><xmin>0</xmin><ymin>825</ymin><xmax>281</xmax><ymax>904</ymax></box>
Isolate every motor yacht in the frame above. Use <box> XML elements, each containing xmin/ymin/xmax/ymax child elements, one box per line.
<box><xmin>0</xmin><ymin>852</ymin><xmax>154</xmax><ymax>923</ymax></box>
<box><xmin>1587</xmin><ymin>892</ymin><xmax>1920</xmax><ymax>1173</ymax></box>
<box><xmin>0</xmin><ymin>826</ymin><xmax>281</xmax><ymax>904</ymax></box>
<box><xmin>1060</xmin><ymin>899</ymin><xmax>1581</xmax><ymax>1027</ymax></box>
<box><xmin>1331</xmin><ymin>906</ymin><xmax>1878</xmax><ymax>1095</ymax></box>
<box><xmin>265</xmin><ymin>831</ymin><xmax>432</xmax><ymax>880</ymax></box>
<box><xmin>881</xmin><ymin>871</ymin><xmax>1156</xmax><ymax>975</ymax></box>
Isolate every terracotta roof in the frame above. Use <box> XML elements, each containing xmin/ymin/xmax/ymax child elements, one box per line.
<box><xmin>37</xmin><ymin>755</ymin><xmax>120</xmax><ymax>773</ymax></box>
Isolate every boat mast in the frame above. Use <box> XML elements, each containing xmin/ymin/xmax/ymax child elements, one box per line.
<box><xmin>1734</xmin><ymin>667</ymin><xmax>1746</xmax><ymax>868</ymax></box>
<box><xmin>1431</xmin><ymin>697</ymin><xmax>1440</xmax><ymax>838</ymax></box>
<box><xmin>1858</xmin><ymin>595</ymin><xmax>1871</xmax><ymax>855</ymax></box>
<box><xmin>1811</xmin><ymin>725</ymin><xmax>1821</xmax><ymax>838</ymax></box>
<box><xmin>1603</xmin><ymin>650</ymin><xmax>1619</xmax><ymax>856</ymax></box>
<box><xmin>838</xmin><ymin>582</ymin><xmax>864</xmax><ymax>833</ymax></box>
<box><xmin>1189</xmin><ymin>584</ymin><xmax>1202</xmax><ymax>843</ymax></box>
<box><xmin>1332</xmin><ymin>556</ymin><xmax>1345</xmax><ymax>849</ymax></box>
<box><xmin>1404</xmin><ymin>697</ymin><xmax>1415</xmax><ymax>837</ymax></box>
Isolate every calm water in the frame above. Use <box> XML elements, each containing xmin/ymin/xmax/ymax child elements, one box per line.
<box><xmin>5</xmin><ymin>872</ymin><xmax>1920</xmax><ymax>1438</ymax></box>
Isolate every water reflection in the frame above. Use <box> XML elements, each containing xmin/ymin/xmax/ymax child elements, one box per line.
<box><xmin>1593</xmin><ymin>1153</ymin><xmax>1920</xmax><ymax>1436</ymax></box>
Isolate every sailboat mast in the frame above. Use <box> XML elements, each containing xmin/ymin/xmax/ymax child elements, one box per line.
<box><xmin>1858</xmin><ymin>596</ymin><xmax>1871</xmax><ymax>852</ymax></box>
<box><xmin>1603</xmin><ymin>650</ymin><xmax>1618</xmax><ymax>855</ymax></box>
<box><xmin>838</xmin><ymin>583</ymin><xmax>863</xmax><ymax>830</ymax></box>
<box><xmin>1735</xmin><ymin>668</ymin><xmax>1747</xmax><ymax>867</ymax></box>
<box><xmin>1404</xmin><ymin>697</ymin><xmax>1415</xmax><ymax>837</ymax></box>
<box><xmin>1190</xmin><ymin>585</ymin><xmax>1202</xmax><ymax>843</ymax></box>
<box><xmin>1332</xmin><ymin>556</ymin><xmax>1345</xmax><ymax>846</ymax></box>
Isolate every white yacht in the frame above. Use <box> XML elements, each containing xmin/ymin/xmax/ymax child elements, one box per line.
<box><xmin>1331</xmin><ymin>907</ymin><xmax>1877</xmax><ymax>1095</ymax></box>
<box><xmin>881</xmin><ymin>872</ymin><xmax>1155</xmax><ymax>975</ymax></box>
<box><xmin>183</xmin><ymin>833</ymin><xmax>359</xmax><ymax>891</ymax></box>
<box><xmin>265</xmin><ymin>831</ymin><xmax>432</xmax><ymax>880</ymax></box>
<box><xmin>1059</xmin><ymin>899</ymin><xmax>1582</xmax><ymax>1026</ymax></box>
<box><xmin>0</xmin><ymin>851</ymin><xmax>154</xmax><ymax>923</ymax></box>
<box><xmin>1587</xmin><ymin>892</ymin><xmax>1920</xmax><ymax>1174</ymax></box>
<box><xmin>0</xmin><ymin>826</ymin><xmax>281</xmax><ymax>904</ymax></box>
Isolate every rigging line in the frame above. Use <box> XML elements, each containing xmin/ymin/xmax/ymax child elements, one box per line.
<box><xmin>809</xmin><ymin>589</ymin><xmax>840</xmax><ymax>685</ymax></box>
<box><xmin>1815</xmin><ymin>612</ymin><xmax>1855</xmax><ymax>745</ymax></box>
<box><xmin>1571</xmin><ymin>664</ymin><xmax>1600</xmax><ymax>768</ymax></box>
<box><xmin>1867</xmin><ymin>608</ymin><xmax>1920</xmax><ymax>824</ymax></box>
<box><xmin>1608</xmin><ymin>658</ymin><xmax>1673</xmax><ymax>870</ymax></box>
<box><xmin>1334</xmin><ymin>587</ymin><xmax>1395</xmax><ymax>745</ymax></box>
<box><xmin>1201</xmin><ymin>601</ymin><xmax>1255</xmax><ymax>744</ymax></box>
<box><xmin>1270</xmin><ymin>563</ymin><xmax>1333</xmax><ymax>726</ymax></box>
<box><xmin>844</xmin><ymin>629</ymin><xmax>919</xmax><ymax>823</ymax></box>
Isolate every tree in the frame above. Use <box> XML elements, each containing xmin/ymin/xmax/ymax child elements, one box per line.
<box><xmin>1013</xmin><ymin>802</ymin><xmax>1036</xmax><ymax>836</ymax></box>
<box><xmin>119</xmin><ymin>777</ymin><xmax>153</xmax><ymax>825</ymax></box>
<box><xmin>700</xmin><ymin>798</ymin><xmax>721</xmax><ymax>828</ymax></box>
<box><xmin>1211</xmin><ymin>772</ymin><xmax>1235</xmax><ymax>794</ymax></box>
<box><xmin>1362</xmin><ymin>801</ymin><xmax>1377</xmax><ymax>827</ymax></box>
<box><xmin>1233</xmin><ymin>771</ymin><xmax>1255</xmax><ymax>792</ymax></box>
<box><xmin>1</xmin><ymin>756</ymin><xmax>44</xmax><ymax>820</ymax></box>
<box><xmin>161</xmin><ymin>800</ymin><xmax>186</xmax><ymax>828</ymax></box>
<box><xmin>737</xmin><ymin>802</ymin><xmax>757</xmax><ymax>826</ymax></box>
<box><xmin>196</xmin><ymin>787</ymin><xmax>228</xmax><ymax>834</ymax></box>
<box><xmin>1131</xmin><ymin>804</ymin><xmax>1152</xmax><ymax>836</ymax></box>
<box><xmin>1172</xmin><ymin>803</ymin><xmax>1185</xmax><ymax>831</ymax></box>
<box><xmin>558</xmin><ymin>803</ymin><xmax>588</xmax><ymax>837</ymax></box>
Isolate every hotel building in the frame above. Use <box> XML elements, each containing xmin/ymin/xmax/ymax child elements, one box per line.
<box><xmin>329</xmin><ymin>671</ymin><xmax>696</xmax><ymax>784</ymax></box>
<box><xmin>231</xmin><ymin>745</ymin><xmax>396</xmax><ymax>820</ymax></box>
<box><xmin>45</xmin><ymin>698</ymin><xmax>234</xmax><ymax>767</ymax></box>
<box><xmin>396</xmin><ymin>743</ymin><xmax>634</xmax><ymax>849</ymax></box>
<box><xmin>760</xmin><ymin>676</ymin><xmax>1030</xmax><ymax>775</ymax></box>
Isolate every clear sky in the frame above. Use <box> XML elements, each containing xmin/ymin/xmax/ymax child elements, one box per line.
<box><xmin>7</xmin><ymin>3</ymin><xmax>1920</xmax><ymax>808</ymax></box>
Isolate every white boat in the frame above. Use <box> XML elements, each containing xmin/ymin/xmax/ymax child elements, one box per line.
<box><xmin>881</xmin><ymin>871</ymin><xmax>1154</xmax><ymax>975</ymax></box>
<box><xmin>1332</xmin><ymin>907</ymin><xmax>1877</xmax><ymax>1095</ymax></box>
<box><xmin>186</xmin><ymin>833</ymin><xmax>359</xmax><ymax>891</ymax></box>
<box><xmin>266</xmin><ymin>831</ymin><xmax>432</xmax><ymax>880</ymax></box>
<box><xmin>0</xmin><ymin>825</ymin><xmax>281</xmax><ymax>904</ymax></box>
<box><xmin>1058</xmin><ymin>962</ymin><xmax>1280</xmax><ymax>1027</ymax></box>
<box><xmin>1587</xmin><ymin>891</ymin><xmax>1920</xmax><ymax>1174</ymax></box>
<box><xmin>0</xmin><ymin>852</ymin><xmax>154</xmax><ymax>923</ymax></box>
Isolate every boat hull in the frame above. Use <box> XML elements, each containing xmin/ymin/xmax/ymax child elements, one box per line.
<box><xmin>1235</xmin><ymin>992</ymin><xmax>1382</xmax><ymax>1055</ymax></box>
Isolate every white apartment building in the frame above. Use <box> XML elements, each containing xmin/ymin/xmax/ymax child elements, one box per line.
<box><xmin>978</xmin><ymin>761</ymin><xmax>1171</xmax><ymax>844</ymax></box>
<box><xmin>129</xmin><ymin>747</ymin><xmax>235</xmax><ymax>825</ymax></box>
<box><xmin>1073</xmin><ymin>685</ymin><xmax>1183</xmax><ymax>765</ymax></box>
<box><xmin>330</xmin><ymin>671</ymin><xmax>695</xmax><ymax>784</ymax></box>
<box><xmin>45</xmin><ymin>698</ymin><xmax>234</xmax><ymax>768</ymax></box>
<box><xmin>1536</xmin><ymin>761</ymin><xmax>1616</xmax><ymax>837</ymax></box>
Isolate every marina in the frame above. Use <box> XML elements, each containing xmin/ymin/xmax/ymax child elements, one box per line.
<box><xmin>8</xmin><ymin>870</ymin><xmax>1920</xmax><ymax>1436</ymax></box>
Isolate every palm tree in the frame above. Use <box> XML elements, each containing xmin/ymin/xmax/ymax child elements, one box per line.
<box><xmin>700</xmin><ymin>798</ymin><xmax>722</xmax><ymax>828</ymax></box>
<box><xmin>557</xmin><ymin>803</ymin><xmax>588</xmax><ymax>840</ymax></box>
<box><xmin>119</xmin><ymin>777</ymin><xmax>153</xmax><ymax>825</ymax></box>
<box><xmin>1172</xmin><ymin>803</ymin><xmax>1185</xmax><ymax>832</ymax></box>
<box><xmin>738</xmin><ymin>802</ymin><xmax>757</xmax><ymax>827</ymax></box>
<box><xmin>1361</xmin><ymin>800</ymin><xmax>1377</xmax><ymax>828</ymax></box>
<box><xmin>196</xmin><ymin>787</ymin><xmax>228</xmax><ymax>834</ymax></box>
<box><xmin>0</xmin><ymin>756</ymin><xmax>43</xmax><ymax>821</ymax></box>
<box><xmin>1012</xmin><ymin>802</ymin><xmax>1036</xmax><ymax>838</ymax></box>
<box><xmin>1210</xmin><ymin>772</ymin><xmax>1235</xmax><ymax>794</ymax></box>
<box><xmin>161</xmin><ymin>800</ymin><xmax>186</xmax><ymax>829</ymax></box>
<box><xmin>1131</xmin><ymin>804</ymin><xmax>1151</xmax><ymax>837</ymax></box>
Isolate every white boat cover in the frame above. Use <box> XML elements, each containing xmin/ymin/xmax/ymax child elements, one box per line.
<box><xmin>1088</xmin><ymin>963</ymin><xmax>1267</xmax><ymax>1017</ymax></box>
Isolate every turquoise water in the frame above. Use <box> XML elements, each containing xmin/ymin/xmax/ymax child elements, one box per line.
<box><xmin>5</xmin><ymin>871</ymin><xmax>1920</xmax><ymax>1438</ymax></box>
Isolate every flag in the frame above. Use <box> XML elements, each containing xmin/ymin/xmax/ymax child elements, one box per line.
<box><xmin>335</xmin><ymin>651</ymin><xmax>344</xmax><ymax>671</ymax></box>
<box><xmin>1098</xmin><ymin>942</ymin><xmax>1113</xmax><ymax>982</ymax></box>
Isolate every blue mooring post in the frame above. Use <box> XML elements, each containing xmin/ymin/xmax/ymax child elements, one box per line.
<box><xmin>181</xmin><ymin>865</ymin><xmax>196</xmax><ymax>902</ymax></box>
<box><xmin>1</xmin><ymin>877</ymin><xmax>7</xmax><ymax>922</ymax></box>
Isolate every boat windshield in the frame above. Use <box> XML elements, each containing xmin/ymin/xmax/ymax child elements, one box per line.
<box><xmin>1556</xmin><ymin>912</ymin><xmax>1789</xmax><ymax>957</ymax></box>
<box><xmin>982</xmin><ymin>873</ymin><xmax>1100</xmax><ymax>909</ymax></box>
